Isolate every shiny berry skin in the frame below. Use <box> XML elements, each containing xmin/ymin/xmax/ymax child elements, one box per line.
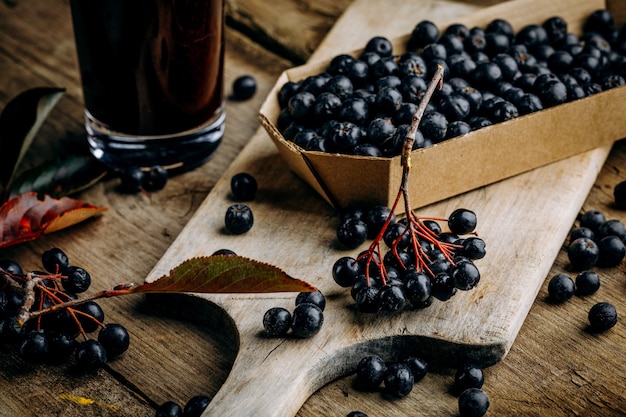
<box><xmin>597</xmin><ymin>235</ymin><xmax>626</xmax><ymax>267</ymax></box>
<box><xmin>598</xmin><ymin>219</ymin><xmax>626</xmax><ymax>241</ymax></box>
<box><xmin>296</xmin><ymin>290</ymin><xmax>326</xmax><ymax>311</ymax></box>
<box><xmin>448</xmin><ymin>208</ymin><xmax>477</xmax><ymax>234</ymax></box>
<box><xmin>41</xmin><ymin>248</ymin><xmax>69</xmax><ymax>274</ymax></box>
<box><xmin>452</xmin><ymin>260</ymin><xmax>481</xmax><ymax>290</ymax></box>
<box><xmin>409</xmin><ymin>20</ymin><xmax>439</xmax><ymax>50</ymax></box>
<box><xmin>580</xmin><ymin>210</ymin><xmax>606</xmax><ymax>234</ymax></box>
<box><xmin>575</xmin><ymin>270</ymin><xmax>600</xmax><ymax>296</ymax></box>
<box><xmin>364</xmin><ymin>36</ymin><xmax>393</xmax><ymax>57</ymax></box>
<box><xmin>291</xmin><ymin>303</ymin><xmax>324</xmax><ymax>338</ymax></box>
<box><xmin>232</xmin><ymin>75</ymin><xmax>257</xmax><ymax>100</ymax></box>
<box><xmin>62</xmin><ymin>266</ymin><xmax>91</xmax><ymax>293</ymax></box>
<box><xmin>462</xmin><ymin>237</ymin><xmax>486</xmax><ymax>260</ymax></box>
<box><xmin>0</xmin><ymin>259</ymin><xmax>23</xmax><ymax>275</ymax></box>
<box><xmin>337</xmin><ymin>218</ymin><xmax>368</xmax><ymax>249</ymax></box>
<box><xmin>384</xmin><ymin>362</ymin><xmax>414</xmax><ymax>397</ymax></box>
<box><xmin>230</xmin><ymin>173</ymin><xmax>258</xmax><ymax>201</ymax></box>
<box><xmin>332</xmin><ymin>257</ymin><xmax>360</xmax><ymax>288</ymax></box>
<box><xmin>355</xmin><ymin>285</ymin><xmax>381</xmax><ymax>313</ymax></box>
<box><xmin>458</xmin><ymin>388</ymin><xmax>490</xmax><ymax>417</ymax></box>
<box><xmin>404</xmin><ymin>269</ymin><xmax>432</xmax><ymax>308</ymax></box>
<box><xmin>224</xmin><ymin>204</ymin><xmax>254</xmax><ymax>234</ymax></box>
<box><xmin>453</xmin><ymin>363</ymin><xmax>484</xmax><ymax>395</ymax></box>
<box><xmin>420</xmin><ymin>111</ymin><xmax>448</xmax><ymax>143</ymax></box>
<box><xmin>364</xmin><ymin>205</ymin><xmax>394</xmax><ymax>239</ymax></box>
<box><xmin>547</xmin><ymin>273</ymin><xmax>575</xmax><ymax>303</ymax></box>
<box><xmin>76</xmin><ymin>301</ymin><xmax>105</xmax><ymax>333</ymax></box>
<box><xmin>356</xmin><ymin>354</ymin><xmax>387</xmax><ymax>390</ymax></box>
<box><xmin>588</xmin><ymin>302</ymin><xmax>618</xmax><ymax>332</ymax></box>
<box><xmin>404</xmin><ymin>356</ymin><xmax>428</xmax><ymax>382</ymax></box>
<box><xmin>379</xmin><ymin>285</ymin><xmax>405</xmax><ymax>312</ymax></box>
<box><xmin>567</xmin><ymin>237</ymin><xmax>600</xmax><ymax>271</ymax></box>
<box><xmin>263</xmin><ymin>307</ymin><xmax>292</xmax><ymax>337</ymax></box>
<box><xmin>98</xmin><ymin>323</ymin><xmax>130</xmax><ymax>358</ymax></box>
<box><xmin>75</xmin><ymin>339</ymin><xmax>107</xmax><ymax>372</ymax></box>
<box><xmin>19</xmin><ymin>330</ymin><xmax>49</xmax><ymax>362</ymax></box>
<box><xmin>183</xmin><ymin>395</ymin><xmax>210</xmax><ymax>417</ymax></box>
<box><xmin>118</xmin><ymin>167</ymin><xmax>144</xmax><ymax>193</ymax></box>
<box><xmin>155</xmin><ymin>401</ymin><xmax>183</xmax><ymax>417</ymax></box>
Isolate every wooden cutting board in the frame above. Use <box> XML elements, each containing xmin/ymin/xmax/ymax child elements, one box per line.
<box><xmin>143</xmin><ymin>0</ymin><xmax>612</xmax><ymax>416</ymax></box>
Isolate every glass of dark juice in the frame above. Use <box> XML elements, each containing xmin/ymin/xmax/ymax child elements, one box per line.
<box><xmin>69</xmin><ymin>0</ymin><xmax>225</xmax><ymax>172</ymax></box>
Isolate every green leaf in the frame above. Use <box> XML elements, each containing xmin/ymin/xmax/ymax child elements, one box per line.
<box><xmin>8</xmin><ymin>154</ymin><xmax>108</xmax><ymax>199</ymax></box>
<box><xmin>132</xmin><ymin>255</ymin><xmax>317</xmax><ymax>294</ymax></box>
<box><xmin>0</xmin><ymin>87</ymin><xmax>65</xmax><ymax>199</ymax></box>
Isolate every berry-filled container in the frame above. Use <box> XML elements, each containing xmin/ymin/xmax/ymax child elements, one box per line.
<box><xmin>259</xmin><ymin>0</ymin><xmax>626</xmax><ymax>212</ymax></box>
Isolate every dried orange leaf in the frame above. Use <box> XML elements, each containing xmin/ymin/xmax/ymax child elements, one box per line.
<box><xmin>133</xmin><ymin>255</ymin><xmax>316</xmax><ymax>294</ymax></box>
<box><xmin>0</xmin><ymin>192</ymin><xmax>107</xmax><ymax>248</ymax></box>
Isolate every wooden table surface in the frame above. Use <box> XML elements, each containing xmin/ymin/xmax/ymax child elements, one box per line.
<box><xmin>2</xmin><ymin>0</ymin><xmax>626</xmax><ymax>416</ymax></box>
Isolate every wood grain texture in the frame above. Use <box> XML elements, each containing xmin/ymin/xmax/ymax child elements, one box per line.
<box><xmin>2</xmin><ymin>0</ymin><xmax>626</xmax><ymax>416</ymax></box>
<box><xmin>140</xmin><ymin>0</ymin><xmax>615</xmax><ymax>415</ymax></box>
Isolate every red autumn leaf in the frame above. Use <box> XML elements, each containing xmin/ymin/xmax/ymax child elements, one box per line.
<box><xmin>0</xmin><ymin>192</ymin><xmax>107</xmax><ymax>248</ymax></box>
<box><xmin>132</xmin><ymin>255</ymin><xmax>317</xmax><ymax>294</ymax></box>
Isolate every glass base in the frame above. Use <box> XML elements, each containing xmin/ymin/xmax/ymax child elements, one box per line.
<box><xmin>86</xmin><ymin>111</ymin><xmax>225</xmax><ymax>174</ymax></box>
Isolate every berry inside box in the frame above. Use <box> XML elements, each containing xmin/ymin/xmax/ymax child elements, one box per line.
<box><xmin>259</xmin><ymin>0</ymin><xmax>626</xmax><ymax>212</ymax></box>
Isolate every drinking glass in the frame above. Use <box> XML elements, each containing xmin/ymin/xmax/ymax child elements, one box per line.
<box><xmin>69</xmin><ymin>0</ymin><xmax>226</xmax><ymax>172</ymax></box>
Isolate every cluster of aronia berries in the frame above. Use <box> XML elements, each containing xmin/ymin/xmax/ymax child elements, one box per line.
<box><xmin>350</xmin><ymin>355</ymin><xmax>488</xmax><ymax>417</ymax></box>
<box><xmin>262</xmin><ymin>290</ymin><xmax>325</xmax><ymax>338</ymax></box>
<box><xmin>0</xmin><ymin>249</ymin><xmax>129</xmax><ymax>371</ymax></box>
<box><xmin>275</xmin><ymin>9</ymin><xmax>626</xmax><ymax>158</ymax></box>
<box><xmin>567</xmin><ymin>209</ymin><xmax>626</xmax><ymax>270</ymax></box>
<box><xmin>332</xmin><ymin>205</ymin><xmax>485</xmax><ymax>313</ymax></box>
<box><xmin>544</xmin><ymin>207</ymin><xmax>625</xmax><ymax>333</ymax></box>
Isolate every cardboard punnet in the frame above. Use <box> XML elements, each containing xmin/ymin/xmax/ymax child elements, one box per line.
<box><xmin>259</xmin><ymin>0</ymin><xmax>626</xmax><ymax>212</ymax></box>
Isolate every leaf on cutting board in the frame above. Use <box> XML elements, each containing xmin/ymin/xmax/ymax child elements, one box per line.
<box><xmin>0</xmin><ymin>192</ymin><xmax>107</xmax><ymax>248</ymax></box>
<box><xmin>0</xmin><ymin>87</ymin><xmax>66</xmax><ymax>199</ymax></box>
<box><xmin>132</xmin><ymin>255</ymin><xmax>317</xmax><ymax>294</ymax></box>
<box><xmin>8</xmin><ymin>154</ymin><xmax>108</xmax><ymax>199</ymax></box>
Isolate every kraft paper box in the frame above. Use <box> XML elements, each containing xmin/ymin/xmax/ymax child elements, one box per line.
<box><xmin>259</xmin><ymin>0</ymin><xmax>626</xmax><ymax>212</ymax></box>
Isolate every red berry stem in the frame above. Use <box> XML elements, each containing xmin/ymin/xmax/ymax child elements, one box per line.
<box><xmin>358</xmin><ymin>65</ymin><xmax>448</xmax><ymax>283</ymax></box>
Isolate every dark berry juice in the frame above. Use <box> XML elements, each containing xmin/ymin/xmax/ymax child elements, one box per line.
<box><xmin>70</xmin><ymin>0</ymin><xmax>225</xmax><ymax>171</ymax></box>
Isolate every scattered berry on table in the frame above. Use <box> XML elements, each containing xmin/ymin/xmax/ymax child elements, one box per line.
<box><xmin>224</xmin><ymin>203</ymin><xmax>254</xmax><ymax>234</ymax></box>
<box><xmin>597</xmin><ymin>235</ymin><xmax>626</xmax><ymax>267</ymax></box>
<box><xmin>143</xmin><ymin>165</ymin><xmax>169</xmax><ymax>191</ymax></box>
<box><xmin>567</xmin><ymin>237</ymin><xmax>600</xmax><ymax>271</ymax></box>
<box><xmin>230</xmin><ymin>172</ymin><xmax>258</xmax><ymax>201</ymax></box>
<box><xmin>404</xmin><ymin>356</ymin><xmax>428</xmax><ymax>382</ymax></box>
<box><xmin>575</xmin><ymin>270</ymin><xmax>600</xmax><ymax>296</ymax></box>
<box><xmin>383</xmin><ymin>362</ymin><xmax>415</xmax><ymax>397</ymax></box>
<box><xmin>588</xmin><ymin>301</ymin><xmax>618</xmax><ymax>332</ymax></box>
<box><xmin>291</xmin><ymin>303</ymin><xmax>324</xmax><ymax>338</ymax></box>
<box><xmin>356</xmin><ymin>354</ymin><xmax>387</xmax><ymax>390</ymax></box>
<box><xmin>296</xmin><ymin>290</ymin><xmax>326</xmax><ymax>311</ymax></box>
<box><xmin>118</xmin><ymin>167</ymin><xmax>145</xmax><ymax>194</ymax></box>
<box><xmin>183</xmin><ymin>395</ymin><xmax>211</xmax><ymax>417</ymax></box>
<box><xmin>155</xmin><ymin>401</ymin><xmax>183</xmax><ymax>417</ymax></box>
<box><xmin>262</xmin><ymin>307</ymin><xmax>292</xmax><ymax>337</ymax></box>
<box><xmin>346</xmin><ymin>412</ymin><xmax>369</xmax><ymax>417</ymax></box>
<box><xmin>458</xmin><ymin>387</ymin><xmax>490</xmax><ymax>417</ymax></box>
<box><xmin>232</xmin><ymin>75</ymin><xmax>257</xmax><ymax>100</ymax></box>
<box><xmin>453</xmin><ymin>363</ymin><xmax>484</xmax><ymax>395</ymax></box>
<box><xmin>547</xmin><ymin>273</ymin><xmax>575</xmax><ymax>303</ymax></box>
